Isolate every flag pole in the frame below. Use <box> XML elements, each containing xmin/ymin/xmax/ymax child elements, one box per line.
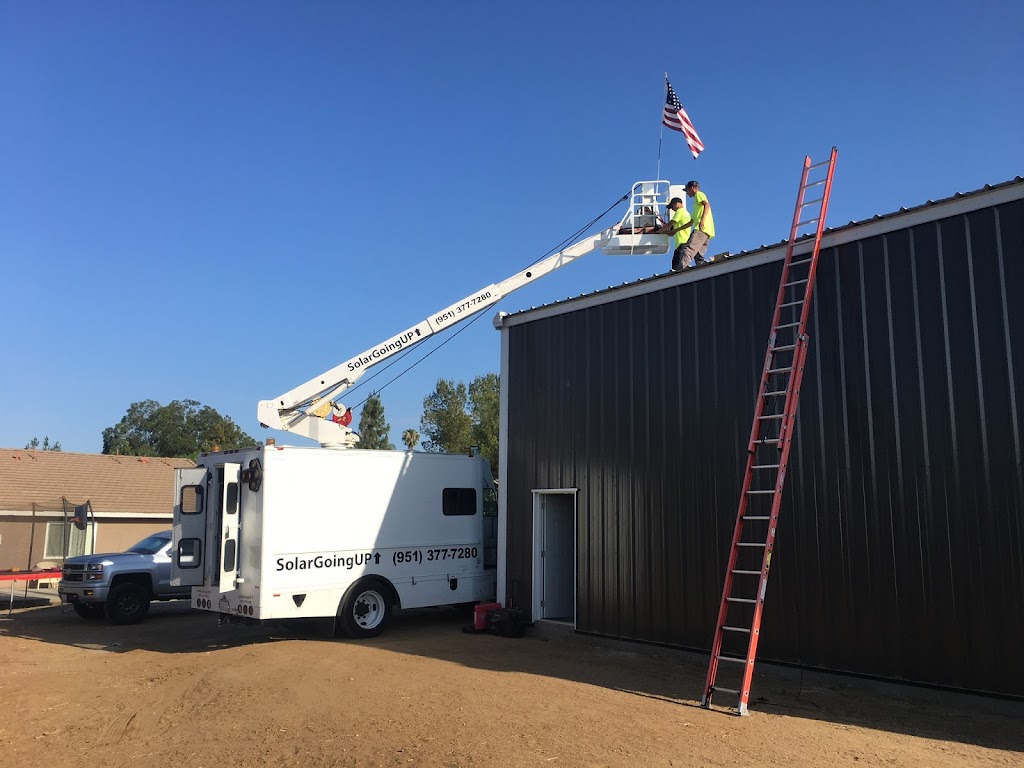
<box><xmin>656</xmin><ymin>72</ymin><xmax>667</xmax><ymax>181</ymax></box>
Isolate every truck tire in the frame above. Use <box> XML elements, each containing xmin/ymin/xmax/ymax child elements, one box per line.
<box><xmin>104</xmin><ymin>583</ymin><xmax>151</xmax><ymax>625</ymax></box>
<box><xmin>337</xmin><ymin>579</ymin><xmax>391</xmax><ymax>639</ymax></box>
<box><xmin>72</xmin><ymin>602</ymin><xmax>106</xmax><ymax>619</ymax></box>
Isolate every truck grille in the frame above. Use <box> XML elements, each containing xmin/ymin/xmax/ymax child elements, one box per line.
<box><xmin>62</xmin><ymin>564</ymin><xmax>86</xmax><ymax>582</ymax></box>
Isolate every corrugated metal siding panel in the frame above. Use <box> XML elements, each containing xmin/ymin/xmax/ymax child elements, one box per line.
<box><xmin>504</xmin><ymin>197</ymin><xmax>1024</xmax><ymax>695</ymax></box>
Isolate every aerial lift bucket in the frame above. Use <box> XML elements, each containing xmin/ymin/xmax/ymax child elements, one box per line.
<box><xmin>602</xmin><ymin>180</ymin><xmax>681</xmax><ymax>256</ymax></box>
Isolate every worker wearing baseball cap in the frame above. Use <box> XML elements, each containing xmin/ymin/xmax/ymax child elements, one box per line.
<box><xmin>680</xmin><ymin>180</ymin><xmax>715</xmax><ymax>266</ymax></box>
<box><xmin>657</xmin><ymin>197</ymin><xmax>693</xmax><ymax>272</ymax></box>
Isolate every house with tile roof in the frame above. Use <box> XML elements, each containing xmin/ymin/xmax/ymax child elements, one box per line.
<box><xmin>0</xmin><ymin>448</ymin><xmax>195</xmax><ymax>571</ymax></box>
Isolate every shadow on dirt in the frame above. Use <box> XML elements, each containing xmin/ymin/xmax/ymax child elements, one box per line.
<box><xmin>3</xmin><ymin>601</ymin><xmax>1022</xmax><ymax>754</ymax></box>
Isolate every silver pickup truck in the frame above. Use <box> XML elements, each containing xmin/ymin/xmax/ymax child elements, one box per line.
<box><xmin>58</xmin><ymin>530</ymin><xmax>191</xmax><ymax>624</ymax></box>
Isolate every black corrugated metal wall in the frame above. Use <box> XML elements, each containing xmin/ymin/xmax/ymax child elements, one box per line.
<box><xmin>504</xmin><ymin>198</ymin><xmax>1024</xmax><ymax>696</ymax></box>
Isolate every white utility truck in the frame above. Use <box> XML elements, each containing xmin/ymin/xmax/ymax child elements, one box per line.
<box><xmin>170</xmin><ymin>181</ymin><xmax>677</xmax><ymax>637</ymax></box>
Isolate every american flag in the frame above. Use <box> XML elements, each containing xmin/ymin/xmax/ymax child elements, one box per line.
<box><xmin>663</xmin><ymin>80</ymin><xmax>704</xmax><ymax>159</ymax></box>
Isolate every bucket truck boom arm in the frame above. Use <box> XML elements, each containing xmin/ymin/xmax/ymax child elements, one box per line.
<box><xmin>258</xmin><ymin>225</ymin><xmax>623</xmax><ymax>447</ymax></box>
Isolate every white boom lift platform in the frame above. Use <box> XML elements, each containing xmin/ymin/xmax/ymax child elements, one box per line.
<box><xmin>171</xmin><ymin>181</ymin><xmax>677</xmax><ymax>638</ymax></box>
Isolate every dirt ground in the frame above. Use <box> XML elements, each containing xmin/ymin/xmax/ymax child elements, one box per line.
<box><xmin>1</xmin><ymin>600</ymin><xmax>1021</xmax><ymax>768</ymax></box>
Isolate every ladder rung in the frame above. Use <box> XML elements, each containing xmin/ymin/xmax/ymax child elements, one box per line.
<box><xmin>745</xmin><ymin>490</ymin><xmax>775</xmax><ymax>495</ymax></box>
<box><xmin>772</xmin><ymin>344</ymin><xmax>796</xmax><ymax>352</ymax></box>
<box><xmin>763</xmin><ymin>390</ymin><xmax>787</xmax><ymax>397</ymax></box>
<box><xmin>726</xmin><ymin>597</ymin><xmax>757</xmax><ymax>604</ymax></box>
<box><xmin>736</xmin><ymin>542</ymin><xmax>767</xmax><ymax>547</ymax></box>
<box><xmin>730</xmin><ymin>569</ymin><xmax>762</xmax><ymax>575</ymax></box>
<box><xmin>722</xmin><ymin>625</ymin><xmax>752</xmax><ymax>633</ymax></box>
<box><xmin>756</xmin><ymin>438</ymin><xmax>781</xmax><ymax>445</ymax></box>
<box><xmin>717</xmin><ymin>655</ymin><xmax>748</xmax><ymax>665</ymax></box>
<box><xmin>767</xmin><ymin>367</ymin><xmax>792</xmax><ymax>374</ymax></box>
<box><xmin>781</xmin><ymin>301</ymin><xmax>803</xmax><ymax>309</ymax></box>
<box><xmin>804</xmin><ymin>179</ymin><xmax>827</xmax><ymax>188</ymax></box>
<box><xmin>796</xmin><ymin>218</ymin><xmax>819</xmax><ymax>228</ymax></box>
<box><xmin>711</xmin><ymin>685</ymin><xmax>739</xmax><ymax>695</ymax></box>
<box><xmin>742</xmin><ymin>516</ymin><xmax>770</xmax><ymax>521</ymax></box>
<box><xmin>789</xmin><ymin>257</ymin><xmax>813</xmax><ymax>266</ymax></box>
<box><xmin>784</xmin><ymin>279</ymin><xmax>808</xmax><ymax>288</ymax></box>
<box><xmin>751</xmin><ymin>464</ymin><xmax>779</xmax><ymax>469</ymax></box>
<box><xmin>808</xmin><ymin>159</ymin><xmax>831</xmax><ymax>170</ymax></box>
<box><xmin>800</xmin><ymin>197</ymin><xmax>824</xmax><ymax>208</ymax></box>
<box><xmin>758</xmin><ymin>414</ymin><xmax>784</xmax><ymax>420</ymax></box>
<box><xmin>775</xmin><ymin>322</ymin><xmax>801</xmax><ymax>329</ymax></box>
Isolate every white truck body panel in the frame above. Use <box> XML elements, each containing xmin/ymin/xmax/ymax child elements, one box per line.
<box><xmin>172</xmin><ymin>445</ymin><xmax>496</xmax><ymax>623</ymax></box>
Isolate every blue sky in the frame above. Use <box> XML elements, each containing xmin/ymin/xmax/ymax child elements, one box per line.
<box><xmin>2</xmin><ymin>1</ymin><xmax>1022</xmax><ymax>454</ymax></box>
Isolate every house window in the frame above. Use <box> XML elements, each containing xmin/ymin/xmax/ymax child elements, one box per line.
<box><xmin>43</xmin><ymin>521</ymin><xmax>95</xmax><ymax>560</ymax></box>
<box><xmin>443</xmin><ymin>488</ymin><xmax>477</xmax><ymax>516</ymax></box>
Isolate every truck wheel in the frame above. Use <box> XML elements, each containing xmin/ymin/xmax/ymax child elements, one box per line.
<box><xmin>338</xmin><ymin>580</ymin><xmax>391</xmax><ymax>639</ymax></box>
<box><xmin>104</xmin><ymin>583</ymin><xmax>151</xmax><ymax>625</ymax></box>
<box><xmin>72</xmin><ymin>603</ymin><xmax>106</xmax><ymax>619</ymax></box>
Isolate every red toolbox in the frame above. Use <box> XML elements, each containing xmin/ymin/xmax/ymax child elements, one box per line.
<box><xmin>473</xmin><ymin>602</ymin><xmax>502</xmax><ymax>631</ymax></box>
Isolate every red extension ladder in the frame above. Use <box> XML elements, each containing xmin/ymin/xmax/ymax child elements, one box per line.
<box><xmin>701</xmin><ymin>148</ymin><xmax>838</xmax><ymax>715</ymax></box>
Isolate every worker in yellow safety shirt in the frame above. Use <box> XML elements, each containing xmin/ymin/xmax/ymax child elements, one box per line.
<box><xmin>658</xmin><ymin>197</ymin><xmax>693</xmax><ymax>272</ymax></box>
<box><xmin>680</xmin><ymin>180</ymin><xmax>715</xmax><ymax>267</ymax></box>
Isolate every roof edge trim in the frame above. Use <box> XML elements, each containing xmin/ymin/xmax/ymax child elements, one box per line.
<box><xmin>499</xmin><ymin>178</ymin><xmax>1024</xmax><ymax>329</ymax></box>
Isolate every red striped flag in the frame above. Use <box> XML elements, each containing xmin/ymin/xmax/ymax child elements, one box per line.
<box><xmin>663</xmin><ymin>80</ymin><xmax>704</xmax><ymax>159</ymax></box>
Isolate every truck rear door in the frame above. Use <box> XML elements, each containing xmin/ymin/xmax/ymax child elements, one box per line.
<box><xmin>218</xmin><ymin>462</ymin><xmax>242</xmax><ymax>593</ymax></box>
<box><xmin>172</xmin><ymin>467</ymin><xmax>208</xmax><ymax>587</ymax></box>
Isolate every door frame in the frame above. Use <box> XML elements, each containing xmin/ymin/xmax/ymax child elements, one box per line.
<box><xmin>531</xmin><ymin>488</ymin><xmax>577</xmax><ymax>624</ymax></box>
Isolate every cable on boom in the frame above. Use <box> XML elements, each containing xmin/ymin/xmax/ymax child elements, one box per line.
<box><xmin>347</xmin><ymin>191</ymin><xmax>632</xmax><ymax>411</ymax></box>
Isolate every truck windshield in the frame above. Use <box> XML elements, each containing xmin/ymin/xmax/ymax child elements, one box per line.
<box><xmin>126</xmin><ymin>534</ymin><xmax>171</xmax><ymax>554</ymax></box>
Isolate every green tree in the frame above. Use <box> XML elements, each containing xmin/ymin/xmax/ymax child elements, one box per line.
<box><xmin>357</xmin><ymin>392</ymin><xmax>394</xmax><ymax>450</ymax></box>
<box><xmin>25</xmin><ymin>436</ymin><xmax>62</xmax><ymax>451</ymax></box>
<box><xmin>101</xmin><ymin>399</ymin><xmax>259</xmax><ymax>458</ymax></box>
<box><xmin>469</xmin><ymin>372</ymin><xmax>500</xmax><ymax>478</ymax></box>
<box><xmin>401</xmin><ymin>429</ymin><xmax>419</xmax><ymax>450</ymax></box>
<box><xmin>420</xmin><ymin>379</ymin><xmax>473</xmax><ymax>454</ymax></box>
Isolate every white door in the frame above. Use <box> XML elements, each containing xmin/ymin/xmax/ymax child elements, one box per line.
<box><xmin>219</xmin><ymin>462</ymin><xmax>241</xmax><ymax>592</ymax></box>
<box><xmin>172</xmin><ymin>467</ymin><xmax>208</xmax><ymax>587</ymax></box>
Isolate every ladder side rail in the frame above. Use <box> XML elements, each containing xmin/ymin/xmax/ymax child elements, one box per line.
<box><xmin>702</xmin><ymin>328</ymin><xmax>784</xmax><ymax>707</ymax></box>
<box><xmin>781</xmin><ymin>334</ymin><xmax>813</xmax><ymax>447</ymax></box>
<box><xmin>748</xmin><ymin>331</ymin><xmax>781</xmax><ymax>446</ymax></box>
<box><xmin>780</xmin><ymin>150</ymin><xmax>835</xmax><ymax>449</ymax></box>
<box><xmin>702</xmin><ymin>406</ymin><xmax>767</xmax><ymax>704</ymax></box>
<box><xmin>795</xmin><ymin>147</ymin><xmax>838</xmax><ymax>334</ymax></box>
<box><xmin>702</xmin><ymin>468</ymin><xmax>753</xmax><ymax>705</ymax></box>
<box><xmin>736</xmin><ymin>333</ymin><xmax>810</xmax><ymax>714</ymax></box>
<box><xmin>767</xmin><ymin>156</ymin><xmax>814</xmax><ymax>337</ymax></box>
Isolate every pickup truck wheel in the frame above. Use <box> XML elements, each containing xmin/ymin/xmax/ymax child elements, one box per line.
<box><xmin>338</xmin><ymin>581</ymin><xmax>391</xmax><ymax>639</ymax></box>
<box><xmin>72</xmin><ymin>603</ymin><xmax>106</xmax><ymax>619</ymax></box>
<box><xmin>104</xmin><ymin>583</ymin><xmax>151</xmax><ymax>625</ymax></box>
